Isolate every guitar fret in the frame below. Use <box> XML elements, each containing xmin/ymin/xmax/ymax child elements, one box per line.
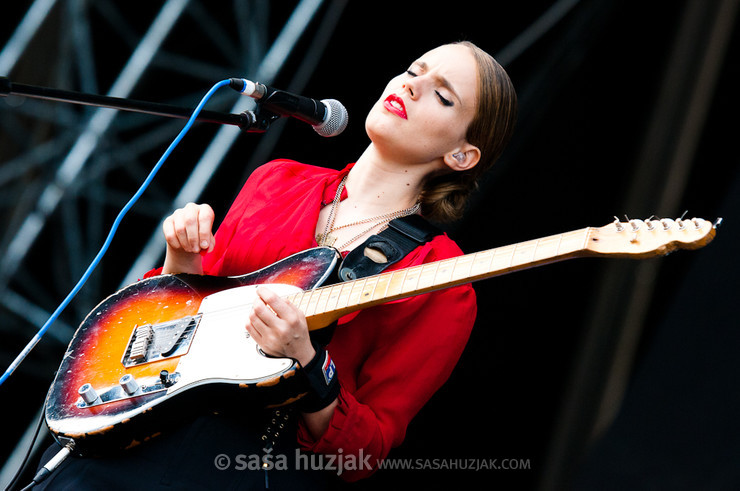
<box><xmin>324</xmin><ymin>284</ymin><xmax>342</xmax><ymax>312</ymax></box>
<box><xmin>298</xmin><ymin>290</ymin><xmax>312</xmax><ymax>313</ymax></box>
<box><xmin>508</xmin><ymin>243</ymin><xmax>517</xmax><ymax>267</ymax></box>
<box><xmin>314</xmin><ymin>288</ymin><xmax>330</xmax><ymax>313</ymax></box>
<box><xmin>434</xmin><ymin>258</ymin><xmax>456</xmax><ymax>285</ymax></box>
<box><xmin>514</xmin><ymin>241</ymin><xmax>532</xmax><ymax>267</ymax></box>
<box><xmin>532</xmin><ymin>235</ymin><xmax>556</xmax><ymax>261</ymax></box>
<box><xmin>372</xmin><ymin>273</ymin><xmax>392</xmax><ymax>301</ymax></box>
<box><xmin>531</xmin><ymin>238</ymin><xmax>541</xmax><ymax>262</ymax></box>
<box><xmin>386</xmin><ymin>269</ymin><xmax>408</xmax><ymax>297</ymax></box>
<box><xmin>402</xmin><ymin>265</ymin><xmax>423</xmax><ymax>293</ymax></box>
<box><xmin>347</xmin><ymin>277</ymin><xmax>369</xmax><ymax>306</ymax></box>
<box><xmin>285</xmin><ymin>292</ymin><xmax>298</xmax><ymax>307</ymax></box>
<box><xmin>470</xmin><ymin>250</ymin><xmax>493</xmax><ymax>277</ymax></box>
<box><xmin>304</xmin><ymin>288</ymin><xmax>321</xmax><ymax>316</ymax></box>
<box><xmin>491</xmin><ymin>245</ymin><xmax>514</xmax><ymax>271</ymax></box>
<box><xmin>417</xmin><ymin>261</ymin><xmax>439</xmax><ymax>289</ymax></box>
<box><xmin>359</xmin><ymin>276</ymin><xmax>380</xmax><ymax>304</ymax></box>
<box><xmin>314</xmin><ymin>287</ymin><xmax>330</xmax><ymax>314</ymax></box>
<box><xmin>451</xmin><ymin>255</ymin><xmax>474</xmax><ymax>281</ymax></box>
<box><xmin>336</xmin><ymin>282</ymin><xmax>354</xmax><ymax>310</ymax></box>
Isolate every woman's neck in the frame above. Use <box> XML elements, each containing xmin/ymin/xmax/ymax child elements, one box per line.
<box><xmin>344</xmin><ymin>145</ymin><xmax>433</xmax><ymax>214</ymax></box>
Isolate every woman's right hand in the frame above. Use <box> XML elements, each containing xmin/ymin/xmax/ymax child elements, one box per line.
<box><xmin>161</xmin><ymin>202</ymin><xmax>215</xmax><ymax>274</ymax></box>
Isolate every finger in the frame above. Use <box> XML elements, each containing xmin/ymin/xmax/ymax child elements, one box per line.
<box><xmin>182</xmin><ymin>203</ymin><xmax>204</xmax><ymax>252</ymax></box>
<box><xmin>169</xmin><ymin>209</ymin><xmax>194</xmax><ymax>252</ymax></box>
<box><xmin>248</xmin><ymin>311</ymin><xmax>281</xmax><ymax>357</ymax></box>
<box><xmin>246</xmin><ymin>312</ymin><xmax>265</xmax><ymax>342</ymax></box>
<box><xmin>252</xmin><ymin>296</ymin><xmax>278</xmax><ymax>327</ymax></box>
<box><xmin>162</xmin><ymin>216</ymin><xmax>179</xmax><ymax>249</ymax></box>
<box><xmin>256</xmin><ymin>286</ymin><xmax>295</xmax><ymax>320</ymax></box>
<box><xmin>196</xmin><ymin>204</ymin><xmax>216</xmax><ymax>252</ymax></box>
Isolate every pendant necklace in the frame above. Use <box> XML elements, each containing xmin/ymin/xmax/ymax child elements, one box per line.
<box><xmin>316</xmin><ymin>176</ymin><xmax>420</xmax><ymax>250</ymax></box>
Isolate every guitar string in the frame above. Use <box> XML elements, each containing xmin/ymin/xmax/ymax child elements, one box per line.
<box><xmin>129</xmin><ymin>230</ymin><xmax>590</xmax><ymax>326</ymax></box>
<box><xmin>124</xmin><ymin>229</ymin><xmax>585</xmax><ymax>325</ymax></box>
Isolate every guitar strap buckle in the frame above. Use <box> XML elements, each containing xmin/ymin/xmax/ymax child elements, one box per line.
<box><xmin>338</xmin><ymin>214</ymin><xmax>441</xmax><ymax>281</ymax></box>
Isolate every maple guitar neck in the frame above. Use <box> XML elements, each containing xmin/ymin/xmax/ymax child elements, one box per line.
<box><xmin>289</xmin><ymin>217</ymin><xmax>718</xmax><ymax>331</ymax></box>
<box><xmin>290</xmin><ymin>227</ymin><xmax>593</xmax><ymax>330</ymax></box>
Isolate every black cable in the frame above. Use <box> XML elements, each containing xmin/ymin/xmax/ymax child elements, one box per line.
<box><xmin>15</xmin><ymin>442</ymin><xmax>74</xmax><ymax>491</ymax></box>
<box><xmin>3</xmin><ymin>406</ymin><xmax>46</xmax><ymax>491</ymax></box>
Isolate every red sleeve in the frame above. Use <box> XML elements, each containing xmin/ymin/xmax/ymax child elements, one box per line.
<box><xmin>297</xmin><ymin>257</ymin><xmax>476</xmax><ymax>481</ymax></box>
<box><xmin>200</xmin><ymin>159</ymin><xmax>290</xmax><ymax>274</ymax></box>
<box><xmin>142</xmin><ymin>159</ymin><xmax>305</xmax><ymax>278</ymax></box>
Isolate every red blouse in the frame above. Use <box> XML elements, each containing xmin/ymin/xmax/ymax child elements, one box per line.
<box><xmin>178</xmin><ymin>159</ymin><xmax>476</xmax><ymax>481</ymax></box>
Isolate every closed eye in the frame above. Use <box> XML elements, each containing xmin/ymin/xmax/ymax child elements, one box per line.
<box><xmin>406</xmin><ymin>69</ymin><xmax>454</xmax><ymax>107</ymax></box>
<box><xmin>436</xmin><ymin>91</ymin><xmax>453</xmax><ymax>107</ymax></box>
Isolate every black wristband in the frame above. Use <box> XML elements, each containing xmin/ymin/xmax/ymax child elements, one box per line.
<box><xmin>299</xmin><ymin>343</ymin><xmax>340</xmax><ymax>413</ymax></box>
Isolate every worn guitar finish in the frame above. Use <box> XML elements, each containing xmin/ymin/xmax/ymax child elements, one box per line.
<box><xmin>45</xmin><ymin>247</ymin><xmax>341</xmax><ymax>454</ymax></box>
<box><xmin>45</xmin><ymin>217</ymin><xmax>718</xmax><ymax>455</ymax></box>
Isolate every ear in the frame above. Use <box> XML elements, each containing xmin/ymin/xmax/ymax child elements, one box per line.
<box><xmin>443</xmin><ymin>144</ymin><xmax>481</xmax><ymax>172</ymax></box>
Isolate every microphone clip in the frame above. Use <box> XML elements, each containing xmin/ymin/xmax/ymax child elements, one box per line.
<box><xmin>238</xmin><ymin>105</ymin><xmax>282</xmax><ymax>134</ymax></box>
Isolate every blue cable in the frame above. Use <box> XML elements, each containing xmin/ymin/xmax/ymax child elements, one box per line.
<box><xmin>0</xmin><ymin>79</ymin><xmax>232</xmax><ymax>387</ymax></box>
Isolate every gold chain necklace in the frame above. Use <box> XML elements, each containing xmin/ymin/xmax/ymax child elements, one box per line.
<box><xmin>316</xmin><ymin>176</ymin><xmax>421</xmax><ymax>250</ymax></box>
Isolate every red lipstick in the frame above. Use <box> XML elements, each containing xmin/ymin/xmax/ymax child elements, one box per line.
<box><xmin>383</xmin><ymin>94</ymin><xmax>407</xmax><ymax>119</ymax></box>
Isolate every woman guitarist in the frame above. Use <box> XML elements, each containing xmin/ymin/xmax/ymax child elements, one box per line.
<box><xmin>37</xmin><ymin>41</ymin><xmax>517</xmax><ymax>489</ymax></box>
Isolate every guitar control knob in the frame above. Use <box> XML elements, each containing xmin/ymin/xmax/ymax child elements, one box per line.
<box><xmin>159</xmin><ymin>369</ymin><xmax>178</xmax><ymax>387</ymax></box>
<box><xmin>119</xmin><ymin>374</ymin><xmax>140</xmax><ymax>395</ymax></box>
<box><xmin>78</xmin><ymin>383</ymin><xmax>100</xmax><ymax>405</ymax></box>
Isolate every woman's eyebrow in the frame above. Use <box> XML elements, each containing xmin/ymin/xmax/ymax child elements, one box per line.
<box><xmin>412</xmin><ymin>60</ymin><xmax>462</xmax><ymax>104</ymax></box>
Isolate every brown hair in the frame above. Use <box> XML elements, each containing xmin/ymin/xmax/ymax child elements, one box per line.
<box><xmin>419</xmin><ymin>41</ymin><xmax>518</xmax><ymax>222</ymax></box>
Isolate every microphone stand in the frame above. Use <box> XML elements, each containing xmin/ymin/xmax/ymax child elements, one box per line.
<box><xmin>0</xmin><ymin>76</ymin><xmax>281</xmax><ymax>132</ymax></box>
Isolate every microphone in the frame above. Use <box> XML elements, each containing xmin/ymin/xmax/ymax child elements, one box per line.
<box><xmin>229</xmin><ymin>78</ymin><xmax>348</xmax><ymax>137</ymax></box>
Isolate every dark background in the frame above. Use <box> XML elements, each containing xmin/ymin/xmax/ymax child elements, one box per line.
<box><xmin>1</xmin><ymin>1</ymin><xmax>738</xmax><ymax>489</ymax></box>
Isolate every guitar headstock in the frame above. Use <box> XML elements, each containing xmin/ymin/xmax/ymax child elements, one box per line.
<box><xmin>585</xmin><ymin>216</ymin><xmax>720</xmax><ymax>258</ymax></box>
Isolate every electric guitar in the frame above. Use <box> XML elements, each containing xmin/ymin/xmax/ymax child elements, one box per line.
<box><xmin>44</xmin><ymin>216</ymin><xmax>719</xmax><ymax>454</ymax></box>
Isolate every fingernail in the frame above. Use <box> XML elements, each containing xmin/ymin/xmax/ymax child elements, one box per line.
<box><xmin>200</xmin><ymin>240</ymin><xmax>209</xmax><ymax>249</ymax></box>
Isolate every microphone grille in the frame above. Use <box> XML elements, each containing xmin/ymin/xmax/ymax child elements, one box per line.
<box><xmin>314</xmin><ymin>99</ymin><xmax>348</xmax><ymax>137</ymax></box>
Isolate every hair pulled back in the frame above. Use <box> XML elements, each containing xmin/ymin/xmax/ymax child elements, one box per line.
<box><xmin>419</xmin><ymin>41</ymin><xmax>518</xmax><ymax>222</ymax></box>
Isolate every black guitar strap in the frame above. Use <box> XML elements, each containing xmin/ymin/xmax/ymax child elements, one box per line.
<box><xmin>310</xmin><ymin>215</ymin><xmax>440</xmax><ymax>347</ymax></box>
<box><xmin>337</xmin><ymin>214</ymin><xmax>442</xmax><ymax>282</ymax></box>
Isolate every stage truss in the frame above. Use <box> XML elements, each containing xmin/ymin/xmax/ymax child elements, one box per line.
<box><xmin>0</xmin><ymin>0</ymin><xmax>346</xmax><ymax>378</ymax></box>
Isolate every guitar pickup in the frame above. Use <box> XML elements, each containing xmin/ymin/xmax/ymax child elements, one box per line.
<box><xmin>128</xmin><ymin>325</ymin><xmax>153</xmax><ymax>361</ymax></box>
<box><xmin>121</xmin><ymin>315</ymin><xmax>201</xmax><ymax>367</ymax></box>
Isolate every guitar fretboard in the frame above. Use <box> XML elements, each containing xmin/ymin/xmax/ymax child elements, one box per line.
<box><xmin>286</xmin><ymin>227</ymin><xmax>593</xmax><ymax>329</ymax></box>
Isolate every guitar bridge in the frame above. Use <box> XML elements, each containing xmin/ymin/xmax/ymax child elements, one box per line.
<box><xmin>121</xmin><ymin>315</ymin><xmax>201</xmax><ymax>367</ymax></box>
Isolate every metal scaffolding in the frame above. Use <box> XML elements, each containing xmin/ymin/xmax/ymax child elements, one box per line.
<box><xmin>0</xmin><ymin>0</ymin><xmax>345</xmax><ymax>378</ymax></box>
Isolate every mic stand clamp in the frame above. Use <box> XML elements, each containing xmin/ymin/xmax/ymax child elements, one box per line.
<box><xmin>240</xmin><ymin>104</ymin><xmax>282</xmax><ymax>133</ymax></box>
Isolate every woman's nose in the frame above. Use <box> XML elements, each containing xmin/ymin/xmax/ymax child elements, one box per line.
<box><xmin>403</xmin><ymin>79</ymin><xmax>419</xmax><ymax>99</ymax></box>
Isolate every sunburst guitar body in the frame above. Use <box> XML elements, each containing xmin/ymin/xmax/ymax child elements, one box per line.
<box><xmin>45</xmin><ymin>247</ymin><xmax>341</xmax><ymax>454</ymax></box>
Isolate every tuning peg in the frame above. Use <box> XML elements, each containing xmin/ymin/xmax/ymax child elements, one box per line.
<box><xmin>629</xmin><ymin>219</ymin><xmax>643</xmax><ymax>232</ymax></box>
<box><xmin>714</xmin><ymin>217</ymin><xmax>723</xmax><ymax>229</ymax></box>
<box><xmin>660</xmin><ymin>218</ymin><xmax>675</xmax><ymax>230</ymax></box>
<box><xmin>645</xmin><ymin>216</ymin><xmax>656</xmax><ymax>231</ymax></box>
<box><xmin>613</xmin><ymin>216</ymin><xmax>624</xmax><ymax>232</ymax></box>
